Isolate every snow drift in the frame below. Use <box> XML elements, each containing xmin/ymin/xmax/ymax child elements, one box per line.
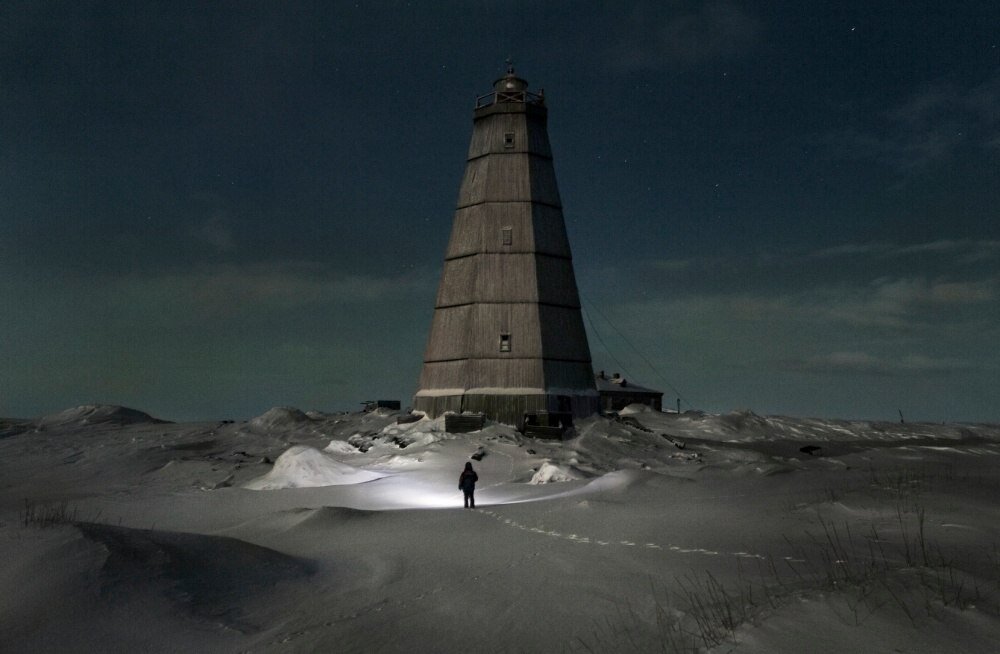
<box><xmin>244</xmin><ymin>445</ymin><xmax>386</xmax><ymax>490</ymax></box>
<box><xmin>36</xmin><ymin>404</ymin><xmax>166</xmax><ymax>429</ymax></box>
<box><xmin>4</xmin><ymin>404</ymin><xmax>1000</xmax><ymax>653</ymax></box>
<box><xmin>529</xmin><ymin>461</ymin><xmax>587</xmax><ymax>484</ymax></box>
<box><xmin>247</xmin><ymin>407</ymin><xmax>312</xmax><ymax>431</ymax></box>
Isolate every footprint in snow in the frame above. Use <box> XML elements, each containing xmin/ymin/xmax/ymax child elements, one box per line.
<box><xmin>480</xmin><ymin>508</ymin><xmax>767</xmax><ymax>560</ymax></box>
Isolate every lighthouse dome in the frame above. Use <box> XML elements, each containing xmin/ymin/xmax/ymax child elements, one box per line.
<box><xmin>493</xmin><ymin>61</ymin><xmax>529</xmax><ymax>93</ymax></box>
<box><xmin>494</xmin><ymin>73</ymin><xmax>529</xmax><ymax>93</ymax></box>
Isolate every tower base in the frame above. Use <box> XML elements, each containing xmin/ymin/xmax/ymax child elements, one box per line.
<box><xmin>413</xmin><ymin>389</ymin><xmax>598</xmax><ymax>428</ymax></box>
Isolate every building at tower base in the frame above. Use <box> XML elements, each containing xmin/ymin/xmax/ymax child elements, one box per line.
<box><xmin>413</xmin><ymin>66</ymin><xmax>598</xmax><ymax>427</ymax></box>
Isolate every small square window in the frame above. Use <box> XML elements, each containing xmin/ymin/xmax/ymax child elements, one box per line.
<box><xmin>501</xmin><ymin>227</ymin><xmax>512</xmax><ymax>246</ymax></box>
<box><xmin>503</xmin><ymin>132</ymin><xmax>515</xmax><ymax>148</ymax></box>
<box><xmin>499</xmin><ymin>333</ymin><xmax>511</xmax><ymax>352</ymax></box>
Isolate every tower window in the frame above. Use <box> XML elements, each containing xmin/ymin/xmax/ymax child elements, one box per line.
<box><xmin>501</xmin><ymin>227</ymin><xmax>512</xmax><ymax>246</ymax></box>
<box><xmin>499</xmin><ymin>333</ymin><xmax>511</xmax><ymax>352</ymax></box>
<box><xmin>503</xmin><ymin>132</ymin><xmax>515</xmax><ymax>148</ymax></box>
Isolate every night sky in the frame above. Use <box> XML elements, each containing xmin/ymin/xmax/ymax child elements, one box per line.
<box><xmin>2</xmin><ymin>1</ymin><xmax>998</xmax><ymax>422</ymax></box>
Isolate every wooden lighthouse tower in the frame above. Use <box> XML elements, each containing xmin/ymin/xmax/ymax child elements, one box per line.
<box><xmin>413</xmin><ymin>65</ymin><xmax>598</xmax><ymax>426</ymax></box>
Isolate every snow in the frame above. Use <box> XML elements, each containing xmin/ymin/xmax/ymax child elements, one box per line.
<box><xmin>243</xmin><ymin>446</ymin><xmax>386</xmax><ymax>489</ymax></box>
<box><xmin>618</xmin><ymin>402</ymin><xmax>653</xmax><ymax>415</ymax></box>
<box><xmin>2</xmin><ymin>405</ymin><xmax>999</xmax><ymax>652</ymax></box>
<box><xmin>247</xmin><ymin>406</ymin><xmax>312</xmax><ymax>431</ymax></box>
<box><xmin>529</xmin><ymin>460</ymin><xmax>587</xmax><ymax>484</ymax></box>
<box><xmin>323</xmin><ymin>440</ymin><xmax>360</xmax><ymax>455</ymax></box>
<box><xmin>412</xmin><ymin>387</ymin><xmax>465</xmax><ymax>397</ymax></box>
<box><xmin>35</xmin><ymin>404</ymin><xmax>166</xmax><ymax>429</ymax></box>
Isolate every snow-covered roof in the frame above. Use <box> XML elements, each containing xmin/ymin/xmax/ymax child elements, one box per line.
<box><xmin>594</xmin><ymin>375</ymin><xmax>662</xmax><ymax>396</ymax></box>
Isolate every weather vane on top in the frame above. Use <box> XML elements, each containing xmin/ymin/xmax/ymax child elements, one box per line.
<box><xmin>505</xmin><ymin>57</ymin><xmax>515</xmax><ymax>75</ymax></box>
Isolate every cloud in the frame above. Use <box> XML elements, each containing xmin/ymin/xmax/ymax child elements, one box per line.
<box><xmin>0</xmin><ymin>257</ymin><xmax>437</xmax><ymax>419</ymax></box>
<box><xmin>106</xmin><ymin>261</ymin><xmax>438</xmax><ymax>321</ymax></box>
<box><xmin>889</xmin><ymin>239</ymin><xmax>1000</xmax><ymax>264</ymax></box>
<box><xmin>627</xmin><ymin>239</ymin><xmax>1000</xmax><ymax>335</ymax></box>
<box><xmin>608</xmin><ymin>1</ymin><xmax>761</xmax><ymax>71</ymax></box>
<box><xmin>640</xmin><ymin>238</ymin><xmax>1000</xmax><ymax>302</ymax></box>
<box><xmin>622</xmin><ymin>276</ymin><xmax>994</xmax><ymax>332</ymax></box>
<box><xmin>823</xmin><ymin>74</ymin><xmax>1000</xmax><ymax>172</ymax></box>
<box><xmin>806</xmin><ymin>242</ymin><xmax>892</xmax><ymax>259</ymax></box>
<box><xmin>594</xmin><ymin>239</ymin><xmax>999</xmax><ymax>419</ymax></box>
<box><xmin>825</xmin><ymin>124</ymin><xmax>964</xmax><ymax>173</ymax></box>
<box><xmin>652</xmin><ymin>238</ymin><xmax>1000</xmax><ymax>275</ymax></box>
<box><xmin>785</xmin><ymin>351</ymin><xmax>975</xmax><ymax>376</ymax></box>
<box><xmin>190</xmin><ymin>212</ymin><xmax>236</xmax><ymax>252</ymax></box>
<box><xmin>827</xmin><ymin>276</ymin><xmax>995</xmax><ymax>325</ymax></box>
<box><xmin>650</xmin><ymin>257</ymin><xmax>695</xmax><ymax>272</ymax></box>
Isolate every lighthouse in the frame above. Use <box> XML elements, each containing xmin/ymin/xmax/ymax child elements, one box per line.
<box><xmin>413</xmin><ymin>65</ymin><xmax>598</xmax><ymax>427</ymax></box>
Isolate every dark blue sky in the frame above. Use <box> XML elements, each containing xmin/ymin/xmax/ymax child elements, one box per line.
<box><xmin>2</xmin><ymin>1</ymin><xmax>998</xmax><ymax>422</ymax></box>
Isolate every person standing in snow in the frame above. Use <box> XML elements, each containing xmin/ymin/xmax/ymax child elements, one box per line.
<box><xmin>459</xmin><ymin>461</ymin><xmax>478</xmax><ymax>508</ymax></box>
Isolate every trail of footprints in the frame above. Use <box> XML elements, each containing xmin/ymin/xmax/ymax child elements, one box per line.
<box><xmin>264</xmin><ymin>508</ymin><xmax>769</xmax><ymax>647</ymax></box>
<box><xmin>478</xmin><ymin>508</ymin><xmax>766</xmax><ymax>560</ymax></box>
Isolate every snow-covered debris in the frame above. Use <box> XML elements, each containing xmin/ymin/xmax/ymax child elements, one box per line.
<box><xmin>324</xmin><ymin>440</ymin><xmax>359</xmax><ymax>455</ymax></box>
<box><xmin>390</xmin><ymin>431</ymin><xmax>443</xmax><ymax>449</ymax></box>
<box><xmin>244</xmin><ymin>445</ymin><xmax>386</xmax><ymax>490</ymax></box>
<box><xmin>345</xmin><ymin>419</ymin><xmax>448</xmax><ymax>453</ymax></box>
<box><xmin>529</xmin><ymin>461</ymin><xmax>587</xmax><ymax>484</ymax></box>
<box><xmin>347</xmin><ymin>432</ymin><xmax>382</xmax><ymax>453</ymax></box>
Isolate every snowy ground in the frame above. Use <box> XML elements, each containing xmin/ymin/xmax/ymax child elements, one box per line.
<box><xmin>2</xmin><ymin>404</ymin><xmax>999</xmax><ymax>652</ymax></box>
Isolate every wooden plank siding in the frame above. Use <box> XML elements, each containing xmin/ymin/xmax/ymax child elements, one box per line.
<box><xmin>530</xmin><ymin>204</ymin><xmax>573</xmax><ymax>258</ymax></box>
<box><xmin>436</xmin><ymin>253</ymin><xmax>542</xmax><ymax>306</ymax></box>
<box><xmin>423</xmin><ymin>303</ymin><xmax>590</xmax><ymax>363</ymax></box>
<box><xmin>414</xmin><ymin>70</ymin><xmax>598</xmax><ymax>426</ymax></box>
<box><xmin>435</xmin><ymin>254</ymin><xmax>580</xmax><ymax>308</ymax></box>
<box><xmin>445</xmin><ymin>203</ymin><xmax>572</xmax><ymax>259</ymax></box>
<box><xmin>457</xmin><ymin>155</ymin><xmax>563</xmax><ymax>208</ymax></box>
<box><xmin>534</xmin><ymin>256</ymin><xmax>581</xmax><ymax>306</ymax></box>
<box><xmin>466</xmin><ymin>110</ymin><xmax>552</xmax><ymax>160</ymax></box>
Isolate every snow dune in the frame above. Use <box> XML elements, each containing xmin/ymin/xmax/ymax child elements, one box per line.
<box><xmin>37</xmin><ymin>404</ymin><xmax>167</xmax><ymax>428</ymax></box>
<box><xmin>2</xmin><ymin>404</ymin><xmax>999</xmax><ymax>652</ymax></box>
<box><xmin>244</xmin><ymin>445</ymin><xmax>386</xmax><ymax>489</ymax></box>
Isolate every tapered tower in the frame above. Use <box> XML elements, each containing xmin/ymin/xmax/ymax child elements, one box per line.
<box><xmin>413</xmin><ymin>65</ymin><xmax>598</xmax><ymax>426</ymax></box>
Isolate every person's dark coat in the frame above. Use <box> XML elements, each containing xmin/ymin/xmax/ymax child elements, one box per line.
<box><xmin>459</xmin><ymin>462</ymin><xmax>478</xmax><ymax>492</ymax></box>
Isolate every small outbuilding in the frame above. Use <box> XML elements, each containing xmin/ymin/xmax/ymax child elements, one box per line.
<box><xmin>595</xmin><ymin>371</ymin><xmax>663</xmax><ymax>413</ymax></box>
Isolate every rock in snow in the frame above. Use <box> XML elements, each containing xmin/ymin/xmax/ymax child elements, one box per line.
<box><xmin>244</xmin><ymin>445</ymin><xmax>386</xmax><ymax>490</ymax></box>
